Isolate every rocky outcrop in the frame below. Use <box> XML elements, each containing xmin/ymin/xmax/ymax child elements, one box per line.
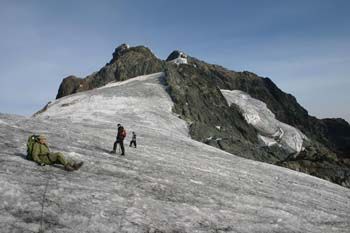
<box><xmin>56</xmin><ymin>44</ymin><xmax>164</xmax><ymax>99</ymax></box>
<box><xmin>320</xmin><ymin>118</ymin><xmax>350</xmax><ymax>158</ymax></box>
<box><xmin>56</xmin><ymin>75</ymin><xmax>87</xmax><ymax>99</ymax></box>
<box><xmin>164</xmin><ymin>63</ymin><xmax>267</xmax><ymax>162</ymax></box>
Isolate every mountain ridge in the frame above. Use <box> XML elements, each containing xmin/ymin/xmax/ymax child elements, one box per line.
<box><xmin>54</xmin><ymin>44</ymin><xmax>350</xmax><ymax>188</ymax></box>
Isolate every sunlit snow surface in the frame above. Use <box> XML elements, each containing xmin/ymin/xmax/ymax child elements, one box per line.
<box><xmin>169</xmin><ymin>57</ymin><xmax>188</xmax><ymax>65</ymax></box>
<box><xmin>0</xmin><ymin>73</ymin><xmax>349</xmax><ymax>233</ymax></box>
<box><xmin>221</xmin><ymin>90</ymin><xmax>307</xmax><ymax>155</ymax></box>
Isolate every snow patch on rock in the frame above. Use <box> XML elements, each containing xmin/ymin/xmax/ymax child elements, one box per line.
<box><xmin>221</xmin><ymin>89</ymin><xmax>307</xmax><ymax>154</ymax></box>
<box><xmin>169</xmin><ymin>52</ymin><xmax>188</xmax><ymax>65</ymax></box>
<box><xmin>258</xmin><ymin>135</ymin><xmax>278</xmax><ymax>147</ymax></box>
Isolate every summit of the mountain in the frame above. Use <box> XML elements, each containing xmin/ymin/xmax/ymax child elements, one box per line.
<box><xmin>110</xmin><ymin>43</ymin><xmax>130</xmax><ymax>62</ymax></box>
<box><xmin>56</xmin><ymin>44</ymin><xmax>164</xmax><ymax>99</ymax></box>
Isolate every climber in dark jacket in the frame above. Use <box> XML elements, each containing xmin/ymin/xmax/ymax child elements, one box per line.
<box><xmin>30</xmin><ymin>135</ymin><xmax>83</xmax><ymax>171</ymax></box>
<box><xmin>129</xmin><ymin>131</ymin><xmax>137</xmax><ymax>148</ymax></box>
<box><xmin>111</xmin><ymin>124</ymin><xmax>126</xmax><ymax>155</ymax></box>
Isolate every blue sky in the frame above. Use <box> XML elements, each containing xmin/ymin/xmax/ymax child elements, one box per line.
<box><xmin>0</xmin><ymin>0</ymin><xmax>349</xmax><ymax>122</ymax></box>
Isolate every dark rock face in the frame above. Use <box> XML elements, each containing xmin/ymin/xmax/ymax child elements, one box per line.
<box><xmin>56</xmin><ymin>75</ymin><xmax>87</xmax><ymax>99</ymax></box>
<box><xmin>320</xmin><ymin>118</ymin><xmax>350</xmax><ymax>158</ymax></box>
<box><xmin>185</xmin><ymin>56</ymin><xmax>350</xmax><ymax>157</ymax></box>
<box><xmin>165</xmin><ymin>55</ymin><xmax>350</xmax><ymax>188</ymax></box>
<box><xmin>110</xmin><ymin>43</ymin><xmax>130</xmax><ymax>62</ymax></box>
<box><xmin>56</xmin><ymin>45</ymin><xmax>164</xmax><ymax>99</ymax></box>
<box><xmin>187</xmin><ymin>56</ymin><xmax>309</xmax><ymax>128</ymax></box>
<box><xmin>164</xmin><ymin>64</ymin><xmax>260</xmax><ymax>160</ymax></box>
<box><xmin>164</xmin><ymin>63</ymin><xmax>289</xmax><ymax>163</ymax></box>
<box><xmin>54</xmin><ymin>44</ymin><xmax>350</xmax><ymax>188</ymax></box>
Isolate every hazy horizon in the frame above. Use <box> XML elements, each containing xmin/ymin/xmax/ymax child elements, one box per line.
<box><xmin>0</xmin><ymin>0</ymin><xmax>349</xmax><ymax>122</ymax></box>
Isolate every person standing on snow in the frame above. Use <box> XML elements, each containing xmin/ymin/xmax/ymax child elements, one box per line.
<box><xmin>111</xmin><ymin>123</ymin><xmax>126</xmax><ymax>155</ymax></box>
<box><xmin>129</xmin><ymin>131</ymin><xmax>137</xmax><ymax>148</ymax></box>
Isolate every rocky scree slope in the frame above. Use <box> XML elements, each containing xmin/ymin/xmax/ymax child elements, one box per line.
<box><xmin>55</xmin><ymin>44</ymin><xmax>350</xmax><ymax>188</ymax></box>
<box><xmin>1</xmin><ymin>74</ymin><xmax>350</xmax><ymax>233</ymax></box>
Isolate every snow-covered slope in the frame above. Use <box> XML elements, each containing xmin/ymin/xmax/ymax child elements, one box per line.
<box><xmin>221</xmin><ymin>90</ymin><xmax>307</xmax><ymax>156</ymax></box>
<box><xmin>37</xmin><ymin>72</ymin><xmax>188</xmax><ymax>137</ymax></box>
<box><xmin>0</xmin><ymin>73</ymin><xmax>349</xmax><ymax>233</ymax></box>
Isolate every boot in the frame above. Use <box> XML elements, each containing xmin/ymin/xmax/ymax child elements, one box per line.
<box><xmin>110</xmin><ymin>150</ymin><xmax>116</xmax><ymax>154</ymax></box>
<box><xmin>73</xmin><ymin>161</ymin><xmax>84</xmax><ymax>170</ymax></box>
<box><xmin>64</xmin><ymin>164</ymin><xmax>75</xmax><ymax>171</ymax></box>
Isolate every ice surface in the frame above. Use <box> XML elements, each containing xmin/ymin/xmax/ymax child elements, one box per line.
<box><xmin>221</xmin><ymin>90</ymin><xmax>307</xmax><ymax>154</ymax></box>
<box><xmin>0</xmin><ymin>74</ymin><xmax>349</xmax><ymax>232</ymax></box>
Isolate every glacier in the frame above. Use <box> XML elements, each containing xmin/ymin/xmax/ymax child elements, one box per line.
<box><xmin>221</xmin><ymin>89</ymin><xmax>307</xmax><ymax>155</ymax></box>
<box><xmin>0</xmin><ymin>73</ymin><xmax>349</xmax><ymax>233</ymax></box>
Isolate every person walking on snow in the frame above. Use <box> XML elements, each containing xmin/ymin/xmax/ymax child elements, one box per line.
<box><xmin>111</xmin><ymin>123</ymin><xmax>126</xmax><ymax>155</ymax></box>
<box><xmin>29</xmin><ymin>135</ymin><xmax>83</xmax><ymax>171</ymax></box>
<box><xmin>129</xmin><ymin>131</ymin><xmax>137</xmax><ymax>148</ymax></box>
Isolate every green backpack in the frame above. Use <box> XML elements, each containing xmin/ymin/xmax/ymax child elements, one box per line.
<box><xmin>26</xmin><ymin>135</ymin><xmax>40</xmax><ymax>160</ymax></box>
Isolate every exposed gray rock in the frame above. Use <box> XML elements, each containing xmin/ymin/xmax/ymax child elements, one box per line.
<box><xmin>56</xmin><ymin>75</ymin><xmax>87</xmax><ymax>100</ymax></box>
<box><xmin>56</xmin><ymin>45</ymin><xmax>164</xmax><ymax>99</ymax></box>
<box><xmin>110</xmin><ymin>43</ymin><xmax>130</xmax><ymax>62</ymax></box>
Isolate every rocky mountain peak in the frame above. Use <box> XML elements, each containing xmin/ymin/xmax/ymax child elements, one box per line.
<box><xmin>112</xmin><ymin>43</ymin><xmax>130</xmax><ymax>58</ymax></box>
<box><xmin>107</xmin><ymin>43</ymin><xmax>130</xmax><ymax>64</ymax></box>
<box><xmin>56</xmin><ymin>44</ymin><xmax>164</xmax><ymax>99</ymax></box>
<box><xmin>108</xmin><ymin>44</ymin><xmax>158</xmax><ymax>65</ymax></box>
